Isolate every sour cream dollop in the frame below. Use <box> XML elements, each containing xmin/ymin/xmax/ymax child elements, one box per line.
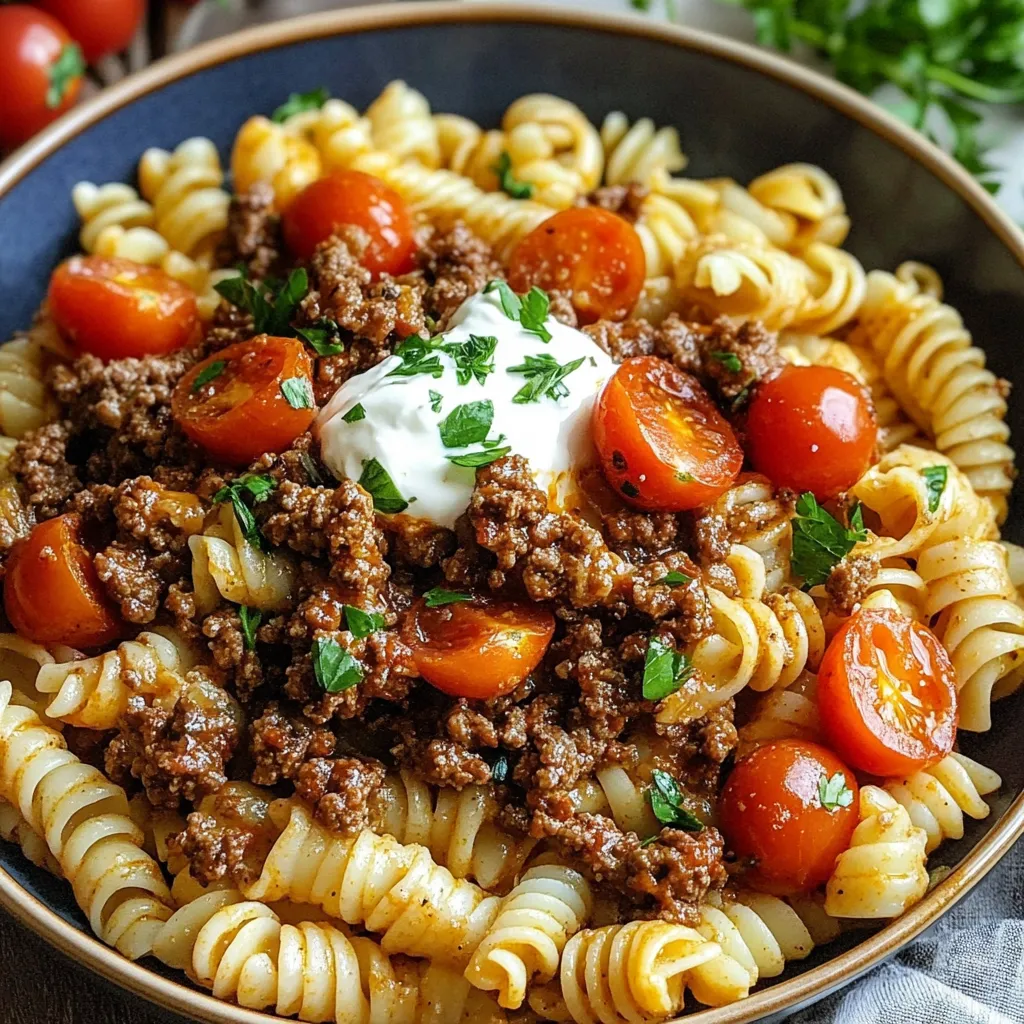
<box><xmin>316</xmin><ymin>289</ymin><xmax>616</xmax><ymax>529</ymax></box>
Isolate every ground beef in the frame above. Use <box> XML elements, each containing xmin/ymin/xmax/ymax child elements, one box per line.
<box><xmin>583</xmin><ymin>319</ymin><xmax>657</xmax><ymax>362</ymax></box>
<box><xmin>312</xmin><ymin>338</ymin><xmax>391</xmax><ymax>405</ymax></box>
<box><xmin>384</xmin><ymin>515</ymin><xmax>455</xmax><ymax>569</ymax></box>
<box><xmin>9</xmin><ymin>420</ymin><xmax>80</xmax><ymax>519</ymax></box>
<box><xmin>546</xmin><ymin>290</ymin><xmax>578</xmax><ymax>328</ymax></box>
<box><xmin>112</xmin><ymin>476</ymin><xmax>205</xmax><ymax>554</ymax></box>
<box><xmin>168</xmin><ymin>811</ymin><xmax>260</xmax><ymax>888</ymax></box>
<box><xmin>629</xmin><ymin>556</ymin><xmax>713</xmax><ymax>643</ymax></box>
<box><xmin>602</xmin><ymin>510</ymin><xmax>681</xmax><ymax>563</ymax></box>
<box><xmin>468</xmin><ymin>455</ymin><xmax>548</xmax><ymax>572</ymax></box>
<box><xmin>219</xmin><ymin>182</ymin><xmax>282</xmax><ymax>280</ymax></box>
<box><xmin>417</xmin><ymin>223</ymin><xmax>503</xmax><ymax>325</ymax></box>
<box><xmin>530</xmin><ymin>805</ymin><xmax>638</xmax><ymax>882</ymax></box>
<box><xmin>205</xmin><ymin>302</ymin><xmax>256</xmax><ymax>352</ymax></box>
<box><xmin>583</xmin><ymin>183</ymin><xmax>648</xmax><ymax>222</ymax></box>
<box><xmin>300</xmin><ymin>228</ymin><xmax>426</xmax><ymax>347</ymax></box>
<box><xmin>202</xmin><ymin>607</ymin><xmax>266</xmax><ymax>701</ymax></box>
<box><xmin>691</xmin><ymin>317</ymin><xmax>785</xmax><ymax>400</ymax></box>
<box><xmin>826</xmin><ymin>551</ymin><xmax>881</xmax><ymax>615</ymax></box>
<box><xmin>391</xmin><ymin>705</ymin><xmax>495</xmax><ymax>789</ymax></box>
<box><xmin>250</xmin><ymin>701</ymin><xmax>335</xmax><ymax>785</ymax></box>
<box><xmin>648</xmin><ymin>313</ymin><xmax>702</xmax><ymax>374</ymax></box>
<box><xmin>294</xmin><ymin>755</ymin><xmax>387</xmax><ymax>834</ymax></box>
<box><xmin>94</xmin><ymin>541</ymin><xmax>168</xmax><ymax>624</ymax></box>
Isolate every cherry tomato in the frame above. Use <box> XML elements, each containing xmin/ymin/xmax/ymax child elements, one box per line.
<box><xmin>0</xmin><ymin>7</ymin><xmax>84</xmax><ymax>151</ymax></box>
<box><xmin>508</xmin><ymin>207</ymin><xmax>645</xmax><ymax>324</ymax></box>
<box><xmin>282</xmin><ymin>170</ymin><xmax>418</xmax><ymax>276</ymax></box>
<box><xmin>719</xmin><ymin>739</ymin><xmax>858</xmax><ymax>895</ymax></box>
<box><xmin>34</xmin><ymin>0</ymin><xmax>145</xmax><ymax>63</ymax></box>
<box><xmin>172</xmin><ymin>336</ymin><xmax>317</xmax><ymax>465</ymax></box>
<box><xmin>5</xmin><ymin>514</ymin><xmax>121</xmax><ymax>647</ymax></box>
<box><xmin>818</xmin><ymin>606</ymin><xmax>958</xmax><ymax>777</ymax></box>
<box><xmin>48</xmin><ymin>255</ymin><xmax>199</xmax><ymax>361</ymax></box>
<box><xmin>746</xmin><ymin>365</ymin><xmax>877</xmax><ymax>499</ymax></box>
<box><xmin>402</xmin><ymin>597</ymin><xmax>555</xmax><ymax>699</ymax></box>
<box><xmin>593</xmin><ymin>356</ymin><xmax>743</xmax><ymax>511</ymax></box>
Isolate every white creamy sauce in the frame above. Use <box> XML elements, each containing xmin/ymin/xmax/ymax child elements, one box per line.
<box><xmin>316</xmin><ymin>290</ymin><xmax>616</xmax><ymax>529</ymax></box>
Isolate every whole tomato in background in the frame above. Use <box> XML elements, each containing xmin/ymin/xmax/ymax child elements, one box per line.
<box><xmin>0</xmin><ymin>5</ymin><xmax>84</xmax><ymax>151</ymax></box>
<box><xmin>34</xmin><ymin>0</ymin><xmax>145</xmax><ymax>63</ymax></box>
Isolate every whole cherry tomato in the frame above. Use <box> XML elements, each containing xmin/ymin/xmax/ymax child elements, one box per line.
<box><xmin>5</xmin><ymin>514</ymin><xmax>121</xmax><ymax>647</ymax></box>
<box><xmin>719</xmin><ymin>739</ymin><xmax>859</xmax><ymax>895</ymax></box>
<box><xmin>48</xmin><ymin>255</ymin><xmax>199</xmax><ymax>360</ymax></box>
<box><xmin>0</xmin><ymin>6</ymin><xmax>84</xmax><ymax>151</ymax></box>
<box><xmin>508</xmin><ymin>206</ymin><xmax>646</xmax><ymax>323</ymax></box>
<box><xmin>593</xmin><ymin>356</ymin><xmax>743</xmax><ymax>511</ymax></box>
<box><xmin>402</xmin><ymin>596</ymin><xmax>555</xmax><ymax>699</ymax></box>
<box><xmin>818</xmin><ymin>606</ymin><xmax>958</xmax><ymax>777</ymax></box>
<box><xmin>746</xmin><ymin>365</ymin><xmax>877</xmax><ymax>499</ymax></box>
<box><xmin>282</xmin><ymin>170</ymin><xmax>418</xmax><ymax>277</ymax></box>
<box><xmin>172</xmin><ymin>336</ymin><xmax>317</xmax><ymax>465</ymax></box>
<box><xmin>34</xmin><ymin>0</ymin><xmax>145</xmax><ymax>63</ymax></box>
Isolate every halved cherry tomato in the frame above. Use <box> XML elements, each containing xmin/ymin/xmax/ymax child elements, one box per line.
<box><xmin>5</xmin><ymin>514</ymin><xmax>121</xmax><ymax>647</ymax></box>
<box><xmin>593</xmin><ymin>356</ymin><xmax>743</xmax><ymax>511</ymax></box>
<box><xmin>508</xmin><ymin>207</ymin><xmax>645</xmax><ymax>323</ymax></box>
<box><xmin>172</xmin><ymin>336</ymin><xmax>316</xmax><ymax>465</ymax></box>
<box><xmin>0</xmin><ymin>6</ymin><xmax>83</xmax><ymax>151</ymax></box>
<box><xmin>35</xmin><ymin>0</ymin><xmax>145</xmax><ymax>63</ymax></box>
<box><xmin>48</xmin><ymin>255</ymin><xmax>199</xmax><ymax>361</ymax></box>
<box><xmin>282</xmin><ymin>170</ymin><xmax>418</xmax><ymax>276</ymax></box>
<box><xmin>402</xmin><ymin>597</ymin><xmax>555</xmax><ymax>699</ymax></box>
<box><xmin>746</xmin><ymin>365</ymin><xmax>877</xmax><ymax>500</ymax></box>
<box><xmin>719</xmin><ymin>739</ymin><xmax>859</xmax><ymax>895</ymax></box>
<box><xmin>818</xmin><ymin>607</ymin><xmax>958</xmax><ymax>777</ymax></box>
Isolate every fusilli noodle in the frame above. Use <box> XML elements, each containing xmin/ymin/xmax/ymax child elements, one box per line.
<box><xmin>600</xmin><ymin>112</ymin><xmax>686</xmax><ymax>187</ymax></box>
<box><xmin>0</xmin><ymin>798</ymin><xmax>61</xmax><ymax>874</ymax></box>
<box><xmin>746</xmin><ymin>163</ymin><xmax>850</xmax><ymax>249</ymax></box>
<box><xmin>367</xmin><ymin>80</ymin><xmax>441</xmax><ymax>168</ymax></box>
<box><xmin>231</xmin><ymin>115</ymin><xmax>322</xmax><ymax>210</ymax></box>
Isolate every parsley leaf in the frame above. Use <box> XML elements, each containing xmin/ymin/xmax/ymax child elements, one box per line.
<box><xmin>642</xmin><ymin>636</ymin><xmax>694</xmax><ymax>701</ymax></box>
<box><xmin>818</xmin><ymin>771</ymin><xmax>855</xmax><ymax>812</ymax></box>
<box><xmin>423</xmin><ymin>587</ymin><xmax>472</xmax><ymax>607</ymax></box>
<box><xmin>297</xmin><ymin>318</ymin><xmax>344</xmax><ymax>356</ymax></box>
<box><xmin>311</xmin><ymin>636</ymin><xmax>363</xmax><ymax>693</ymax></box>
<box><xmin>238</xmin><ymin>606</ymin><xmax>261</xmax><ymax>652</ymax></box>
<box><xmin>791</xmin><ymin>493</ymin><xmax>869</xmax><ymax>587</ymax></box>
<box><xmin>271</xmin><ymin>86</ymin><xmax>330</xmax><ymax>123</ymax></box>
<box><xmin>192</xmin><ymin>360</ymin><xmax>226</xmax><ymax>393</ymax></box>
<box><xmin>343</xmin><ymin>605</ymin><xmax>385</xmax><ymax>639</ymax></box>
<box><xmin>507</xmin><ymin>353</ymin><xmax>584</xmax><ymax>404</ymax></box>
<box><xmin>493</xmin><ymin>151</ymin><xmax>535</xmax><ymax>199</ymax></box>
<box><xmin>484</xmin><ymin>280</ymin><xmax>552</xmax><ymax>343</ymax></box>
<box><xmin>438</xmin><ymin>400</ymin><xmax>494</xmax><ymax>448</ymax></box>
<box><xmin>342</xmin><ymin>403</ymin><xmax>366</xmax><ymax>424</ymax></box>
<box><xmin>47</xmin><ymin>43</ymin><xmax>85</xmax><ymax>109</ymax></box>
<box><xmin>447</xmin><ymin>446</ymin><xmax>512</xmax><ymax>468</ymax></box>
<box><xmin>490</xmin><ymin>754</ymin><xmax>510</xmax><ymax>783</ymax></box>
<box><xmin>712</xmin><ymin>350</ymin><xmax>743</xmax><ymax>373</ymax></box>
<box><xmin>444</xmin><ymin>334</ymin><xmax>498</xmax><ymax>386</ymax></box>
<box><xmin>215</xmin><ymin>268</ymin><xmax>309</xmax><ymax>337</ymax></box>
<box><xmin>280</xmin><ymin>376</ymin><xmax>314</xmax><ymax>410</ymax></box>
<box><xmin>212</xmin><ymin>473</ymin><xmax>277</xmax><ymax>549</ymax></box>
<box><xmin>655</xmin><ymin>570</ymin><xmax>693</xmax><ymax>587</ymax></box>
<box><xmin>358</xmin><ymin>458</ymin><xmax>408</xmax><ymax>514</ymax></box>
<box><xmin>647</xmin><ymin>770</ymin><xmax>704</xmax><ymax>831</ymax></box>
<box><xmin>429</xmin><ymin>390</ymin><xmax>443</xmax><ymax>413</ymax></box>
<box><xmin>389</xmin><ymin>333</ymin><xmax>445</xmax><ymax>379</ymax></box>
<box><xmin>922</xmin><ymin>465</ymin><xmax>948</xmax><ymax>513</ymax></box>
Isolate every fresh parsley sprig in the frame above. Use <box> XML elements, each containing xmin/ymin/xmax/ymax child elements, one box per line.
<box><xmin>642</xmin><ymin>636</ymin><xmax>694</xmax><ymax>701</ymax></box>
<box><xmin>297</xmin><ymin>318</ymin><xmax>345</xmax><ymax>356</ymax></box>
<box><xmin>791</xmin><ymin>492</ymin><xmax>868</xmax><ymax>587</ymax></box>
<box><xmin>215</xmin><ymin>268</ymin><xmax>309</xmax><ymax>337</ymax></box>
<box><xmin>438</xmin><ymin>400</ymin><xmax>494</xmax><ymax>448</ymax></box>
<box><xmin>271</xmin><ymin>86</ymin><xmax>330</xmax><ymax>123</ymax></box>
<box><xmin>358</xmin><ymin>458</ymin><xmax>409</xmax><ymax>514</ymax></box>
<box><xmin>485</xmin><ymin>281</ymin><xmax>553</xmax><ymax>343</ymax></box>
<box><xmin>493</xmin><ymin>151</ymin><xmax>535</xmax><ymax>199</ymax></box>
<box><xmin>448</xmin><ymin>334</ymin><xmax>498</xmax><ymax>386</ymax></box>
<box><xmin>647</xmin><ymin>770</ymin><xmax>705</xmax><ymax>832</ymax></box>
<box><xmin>344</xmin><ymin>605</ymin><xmax>385</xmax><ymax>639</ymax></box>
<box><xmin>507</xmin><ymin>353</ymin><xmax>585</xmax><ymax>404</ymax></box>
<box><xmin>423</xmin><ymin>587</ymin><xmax>472</xmax><ymax>607</ymax></box>
<box><xmin>212</xmin><ymin>473</ymin><xmax>277</xmax><ymax>549</ymax></box>
<box><xmin>389</xmin><ymin>333</ymin><xmax>445</xmax><ymax>379</ymax></box>
<box><xmin>818</xmin><ymin>771</ymin><xmax>854</xmax><ymax>811</ymax></box>
<box><xmin>922</xmin><ymin>464</ymin><xmax>948</xmax><ymax>512</ymax></box>
<box><xmin>238</xmin><ymin>606</ymin><xmax>261</xmax><ymax>652</ymax></box>
<box><xmin>312</xmin><ymin>635</ymin><xmax>364</xmax><ymax>693</ymax></box>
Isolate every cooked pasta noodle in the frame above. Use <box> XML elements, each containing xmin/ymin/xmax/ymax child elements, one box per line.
<box><xmin>568</xmin><ymin>761</ymin><xmax>658</xmax><ymax>838</ymax></box>
<box><xmin>741</xmin><ymin>587</ymin><xmax>826</xmax><ymax>692</ymax></box>
<box><xmin>600</xmin><ymin>112</ymin><xmax>687</xmax><ymax>187</ymax></box>
<box><xmin>0</xmin><ymin>333</ymin><xmax>58</xmax><ymax>438</ymax></box>
<box><xmin>0</xmin><ymin>798</ymin><xmax>61</xmax><ymax>874</ymax></box>
<box><xmin>788</xmin><ymin>242</ymin><xmax>866</xmax><ymax>336</ymax></box>
<box><xmin>746</xmin><ymin>164</ymin><xmax>850</xmax><ymax>249</ymax></box>
<box><xmin>231</xmin><ymin>115</ymin><xmax>322</xmax><ymax>210</ymax></box>
<box><xmin>367</xmin><ymin>79</ymin><xmax>441</xmax><ymax>168</ymax></box>
<box><xmin>72</xmin><ymin>181</ymin><xmax>155</xmax><ymax>252</ymax></box>
<box><xmin>735</xmin><ymin>675</ymin><xmax>821</xmax><ymax>758</ymax></box>
<box><xmin>286</xmin><ymin>97</ymin><xmax>373</xmax><ymax>172</ymax></box>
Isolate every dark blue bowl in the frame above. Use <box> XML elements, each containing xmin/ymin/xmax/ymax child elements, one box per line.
<box><xmin>1</xmin><ymin>5</ymin><xmax>1023</xmax><ymax>1022</ymax></box>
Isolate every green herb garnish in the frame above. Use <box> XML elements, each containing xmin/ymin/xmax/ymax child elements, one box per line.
<box><xmin>215</xmin><ymin>267</ymin><xmax>309</xmax><ymax>337</ymax></box>
<box><xmin>280</xmin><ymin>376</ymin><xmax>314</xmax><ymax>410</ymax></box>
<box><xmin>791</xmin><ymin>493</ymin><xmax>868</xmax><ymax>588</ymax></box>
<box><xmin>647</xmin><ymin>769</ymin><xmax>704</xmax><ymax>831</ymax></box>
<box><xmin>212</xmin><ymin>473</ymin><xmax>277</xmax><ymax>549</ymax></box>
<box><xmin>438</xmin><ymin>400</ymin><xmax>494</xmax><ymax>448</ymax></box>
<box><xmin>641</xmin><ymin>636</ymin><xmax>694</xmax><ymax>701</ymax></box>
<box><xmin>389</xmin><ymin>333</ymin><xmax>445</xmax><ymax>379</ymax></box>
<box><xmin>493</xmin><ymin>151</ymin><xmax>535</xmax><ymax>199</ymax></box>
<box><xmin>429</xmin><ymin>390</ymin><xmax>443</xmax><ymax>413</ymax></box>
<box><xmin>271</xmin><ymin>86</ymin><xmax>330</xmax><ymax>123</ymax></box>
<box><xmin>47</xmin><ymin>43</ymin><xmax>85</xmax><ymax>109</ymax></box>
<box><xmin>358</xmin><ymin>458</ymin><xmax>408</xmax><ymax>514</ymax></box>
<box><xmin>311</xmin><ymin>635</ymin><xmax>364</xmax><ymax>693</ymax></box>
<box><xmin>297</xmin><ymin>318</ymin><xmax>344</xmax><ymax>356</ymax></box>
<box><xmin>818</xmin><ymin>771</ymin><xmax>855</xmax><ymax>812</ymax></box>
<box><xmin>507</xmin><ymin>353</ymin><xmax>584</xmax><ymax>404</ymax></box>
<box><xmin>446</xmin><ymin>334</ymin><xmax>498</xmax><ymax>386</ymax></box>
<box><xmin>446</xmin><ymin>446</ymin><xmax>512</xmax><ymax>468</ymax></box>
<box><xmin>342</xmin><ymin>403</ymin><xmax>366</xmax><ymax>424</ymax></box>
<box><xmin>343</xmin><ymin>605</ymin><xmax>385</xmax><ymax>639</ymax></box>
<box><xmin>299</xmin><ymin>452</ymin><xmax>324</xmax><ymax>485</ymax></box>
<box><xmin>423</xmin><ymin>587</ymin><xmax>472</xmax><ymax>607</ymax></box>
<box><xmin>484</xmin><ymin>280</ymin><xmax>552</xmax><ymax>343</ymax></box>
<box><xmin>922</xmin><ymin>465</ymin><xmax>948</xmax><ymax>513</ymax></box>
<box><xmin>238</xmin><ymin>606</ymin><xmax>261</xmax><ymax>652</ymax></box>
<box><xmin>192</xmin><ymin>360</ymin><xmax>226</xmax><ymax>393</ymax></box>
<box><xmin>655</xmin><ymin>570</ymin><xmax>693</xmax><ymax>587</ymax></box>
<box><xmin>711</xmin><ymin>350</ymin><xmax>743</xmax><ymax>373</ymax></box>
<box><xmin>490</xmin><ymin>754</ymin><xmax>510</xmax><ymax>783</ymax></box>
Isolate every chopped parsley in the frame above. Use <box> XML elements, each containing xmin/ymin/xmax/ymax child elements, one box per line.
<box><xmin>47</xmin><ymin>43</ymin><xmax>85</xmax><ymax>109</ymax></box>
<box><xmin>490</xmin><ymin>754</ymin><xmax>510</xmax><ymax>783</ymax></box>
<box><xmin>389</xmin><ymin>333</ymin><xmax>445</xmax><ymax>379</ymax></box>
<box><xmin>238</xmin><ymin>606</ymin><xmax>261</xmax><ymax>651</ymax></box>
<box><xmin>791</xmin><ymin>493</ymin><xmax>868</xmax><ymax>588</ymax></box>
<box><xmin>358</xmin><ymin>458</ymin><xmax>408</xmax><ymax>514</ymax></box>
<box><xmin>342</xmin><ymin>403</ymin><xmax>366</xmax><ymax>424</ymax></box>
<box><xmin>212</xmin><ymin>473</ymin><xmax>277</xmax><ymax>549</ymax></box>
<box><xmin>655</xmin><ymin>570</ymin><xmax>693</xmax><ymax>587</ymax></box>
<box><xmin>641</xmin><ymin>636</ymin><xmax>694</xmax><ymax>701</ymax></box>
<box><xmin>647</xmin><ymin>770</ymin><xmax>704</xmax><ymax>832</ymax></box>
<box><xmin>311</xmin><ymin>636</ymin><xmax>363</xmax><ymax>693</ymax></box>
<box><xmin>493</xmin><ymin>151</ymin><xmax>534</xmax><ymax>199</ymax></box>
<box><xmin>429</xmin><ymin>390</ymin><xmax>443</xmax><ymax>413</ymax></box>
<box><xmin>215</xmin><ymin>267</ymin><xmax>308</xmax><ymax>337</ymax></box>
<box><xmin>271</xmin><ymin>86</ymin><xmax>330</xmax><ymax>123</ymax></box>
<box><xmin>423</xmin><ymin>587</ymin><xmax>472</xmax><ymax>607</ymax></box>
<box><xmin>818</xmin><ymin>772</ymin><xmax>855</xmax><ymax>812</ymax></box>
<box><xmin>484</xmin><ymin>280</ymin><xmax>552</xmax><ymax>343</ymax></box>
<box><xmin>297</xmin><ymin>318</ymin><xmax>344</xmax><ymax>356</ymax></box>
<box><xmin>446</xmin><ymin>446</ymin><xmax>512</xmax><ymax>468</ymax></box>
<box><xmin>922</xmin><ymin>465</ymin><xmax>948</xmax><ymax>513</ymax></box>
<box><xmin>711</xmin><ymin>350</ymin><xmax>743</xmax><ymax>373</ymax></box>
<box><xmin>280</xmin><ymin>376</ymin><xmax>314</xmax><ymax>409</ymax></box>
<box><xmin>192</xmin><ymin>360</ymin><xmax>226</xmax><ymax>393</ymax></box>
<box><xmin>447</xmin><ymin>334</ymin><xmax>498</xmax><ymax>386</ymax></box>
<box><xmin>438</xmin><ymin>400</ymin><xmax>494</xmax><ymax>448</ymax></box>
<box><xmin>344</xmin><ymin>605</ymin><xmax>385</xmax><ymax>639</ymax></box>
<box><xmin>507</xmin><ymin>353</ymin><xmax>585</xmax><ymax>404</ymax></box>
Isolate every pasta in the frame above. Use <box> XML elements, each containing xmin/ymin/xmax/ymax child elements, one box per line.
<box><xmin>600</xmin><ymin>112</ymin><xmax>687</xmax><ymax>188</ymax></box>
<box><xmin>746</xmin><ymin>163</ymin><xmax>850</xmax><ymax>250</ymax></box>
<box><xmin>366</xmin><ymin>80</ymin><xmax>441</xmax><ymax>168</ymax></box>
<box><xmin>0</xmin><ymin>332</ymin><xmax>58</xmax><ymax>438</ymax></box>
<box><xmin>735</xmin><ymin>676</ymin><xmax>821</xmax><ymax>759</ymax></box>
<box><xmin>0</xmin><ymin>798</ymin><xmax>61</xmax><ymax>874</ymax></box>
<box><xmin>231</xmin><ymin>115</ymin><xmax>322</xmax><ymax>210</ymax></box>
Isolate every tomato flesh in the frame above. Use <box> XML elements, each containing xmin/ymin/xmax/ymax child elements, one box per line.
<box><xmin>403</xmin><ymin>598</ymin><xmax>555</xmax><ymax>699</ymax></box>
<box><xmin>508</xmin><ymin>207</ymin><xmax>645</xmax><ymax>323</ymax></box>
<box><xmin>592</xmin><ymin>356</ymin><xmax>743</xmax><ymax>511</ymax></box>
<box><xmin>746</xmin><ymin>365</ymin><xmax>877</xmax><ymax>499</ymax></box>
<box><xmin>818</xmin><ymin>607</ymin><xmax>958</xmax><ymax>777</ymax></box>
<box><xmin>719</xmin><ymin>739</ymin><xmax>859</xmax><ymax>895</ymax></box>
<box><xmin>49</xmin><ymin>255</ymin><xmax>199</xmax><ymax>361</ymax></box>
<box><xmin>282</xmin><ymin>170</ymin><xmax>418</xmax><ymax>276</ymax></box>
<box><xmin>4</xmin><ymin>514</ymin><xmax>121</xmax><ymax>647</ymax></box>
<box><xmin>36</xmin><ymin>0</ymin><xmax>145</xmax><ymax>63</ymax></box>
<box><xmin>172</xmin><ymin>336</ymin><xmax>317</xmax><ymax>465</ymax></box>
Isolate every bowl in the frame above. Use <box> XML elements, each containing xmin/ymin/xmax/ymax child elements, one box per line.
<box><xmin>1</xmin><ymin>4</ymin><xmax>1023</xmax><ymax>1022</ymax></box>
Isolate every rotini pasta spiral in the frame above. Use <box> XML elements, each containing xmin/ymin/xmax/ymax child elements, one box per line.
<box><xmin>883</xmin><ymin>752</ymin><xmax>1001</xmax><ymax>854</ymax></box>
<box><xmin>741</xmin><ymin>586</ymin><xmax>826</xmax><ymax>692</ymax></box>
<box><xmin>129</xmin><ymin>794</ymin><xmax>188</xmax><ymax>876</ymax></box>
<box><xmin>632</xmin><ymin>193</ymin><xmax>702</xmax><ymax>279</ymax></box>
<box><xmin>465</xmin><ymin>864</ymin><xmax>593</xmax><ymax>1009</ymax></box>
<box><xmin>715</xmin><ymin>475</ymin><xmax>794</xmax><ymax>594</ymax></box>
<box><xmin>0</xmin><ymin>333</ymin><xmax>59</xmax><ymax>438</ymax></box>
<box><xmin>243</xmin><ymin>799</ymin><xmax>501</xmax><ymax>969</ymax></box>
<box><xmin>231</xmin><ymin>115</ymin><xmax>322</xmax><ymax>210</ymax></box>
<box><xmin>746</xmin><ymin>163</ymin><xmax>850</xmax><ymax>249</ymax></box>
<box><xmin>0</xmin><ymin>798</ymin><xmax>61</xmax><ymax>874</ymax></box>
<box><xmin>735</xmin><ymin>674</ymin><xmax>821</xmax><ymax>759</ymax></box>
<box><xmin>72</xmin><ymin>181</ymin><xmax>155</xmax><ymax>252</ymax></box>
<box><xmin>284</xmin><ymin>97</ymin><xmax>373</xmax><ymax>172</ymax></box>
<box><xmin>189</xmin><ymin>504</ymin><xmax>296</xmax><ymax>614</ymax></box>
<box><xmin>35</xmin><ymin>630</ymin><xmax>185</xmax><ymax>731</ymax></box>
<box><xmin>568</xmin><ymin>760</ymin><xmax>658</xmax><ymax>838</ymax></box>
<box><xmin>375</xmin><ymin>770</ymin><xmax>535</xmax><ymax>893</ymax></box>
<box><xmin>600</xmin><ymin>112</ymin><xmax>687</xmax><ymax>187</ymax></box>
<box><xmin>825</xmin><ymin>786</ymin><xmax>929</xmax><ymax>919</ymax></box>
<box><xmin>366</xmin><ymin>79</ymin><xmax>441</xmax><ymax>167</ymax></box>
<box><xmin>788</xmin><ymin>242</ymin><xmax>866</xmax><ymax>337</ymax></box>
<box><xmin>0</xmin><ymin>679</ymin><xmax>174</xmax><ymax>957</ymax></box>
